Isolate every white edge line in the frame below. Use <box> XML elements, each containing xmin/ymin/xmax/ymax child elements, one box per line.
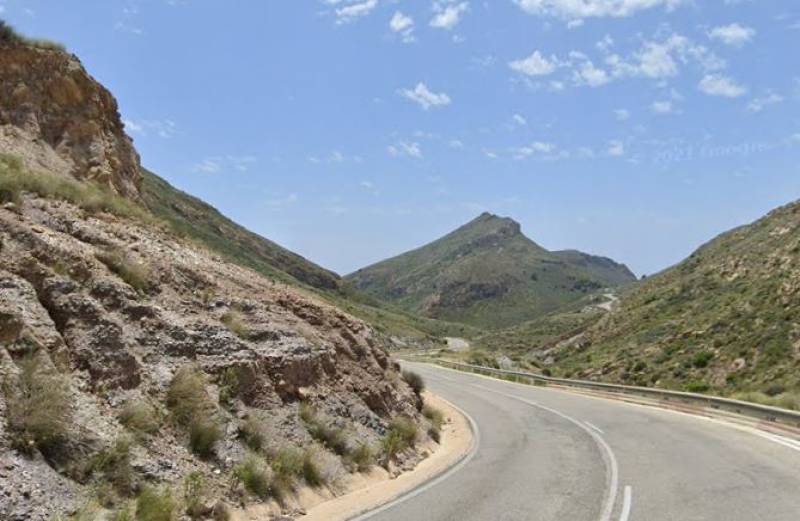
<box><xmin>619</xmin><ymin>485</ymin><xmax>632</xmax><ymax>521</ymax></box>
<box><xmin>471</xmin><ymin>383</ymin><xmax>619</xmax><ymax>521</ymax></box>
<box><xmin>349</xmin><ymin>399</ymin><xmax>481</xmax><ymax>521</ymax></box>
<box><xmin>586</xmin><ymin>421</ymin><xmax>605</xmax><ymax>435</ymax></box>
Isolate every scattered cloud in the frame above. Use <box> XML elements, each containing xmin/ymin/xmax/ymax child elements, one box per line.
<box><xmin>708</xmin><ymin>23</ymin><xmax>756</xmax><ymax>47</ymax></box>
<box><xmin>512</xmin><ymin>113</ymin><xmax>528</xmax><ymax>126</ymax></box>
<box><xmin>607</xmin><ymin>140</ymin><xmax>625</xmax><ymax>156</ymax></box>
<box><xmin>509</xmin><ymin>50</ymin><xmax>559</xmax><ymax>76</ymax></box>
<box><xmin>388</xmin><ymin>141</ymin><xmax>423</xmax><ymax>158</ymax></box>
<box><xmin>512</xmin><ymin>0</ymin><xmax>685</xmax><ymax>20</ymax></box>
<box><xmin>123</xmin><ymin>118</ymin><xmax>177</xmax><ymax>138</ymax></box>
<box><xmin>651</xmin><ymin>100</ymin><xmax>676</xmax><ymax>114</ymax></box>
<box><xmin>746</xmin><ymin>91</ymin><xmax>784</xmax><ymax>112</ymax></box>
<box><xmin>390</xmin><ymin>11</ymin><xmax>415</xmax><ymax>42</ymax></box>
<box><xmin>265</xmin><ymin>193</ymin><xmax>298</xmax><ymax>210</ymax></box>
<box><xmin>449</xmin><ymin>139</ymin><xmax>465</xmax><ymax>149</ymax></box>
<box><xmin>570</xmin><ymin>53</ymin><xmax>610</xmax><ymax>87</ymax></box>
<box><xmin>399</xmin><ymin>82</ymin><xmax>452</xmax><ymax>110</ymax></box>
<box><xmin>192</xmin><ymin>155</ymin><xmax>257</xmax><ymax>173</ymax></box>
<box><xmin>615</xmin><ymin>109</ymin><xmax>631</xmax><ymax>121</ymax></box>
<box><xmin>698</xmin><ymin>74</ymin><xmax>747</xmax><ymax>98</ymax></box>
<box><xmin>430</xmin><ymin>1</ymin><xmax>470</xmax><ymax>30</ymax></box>
<box><xmin>513</xmin><ymin>141</ymin><xmax>557</xmax><ymax>159</ymax></box>
<box><xmin>330</xmin><ymin>0</ymin><xmax>378</xmax><ymax>24</ymax></box>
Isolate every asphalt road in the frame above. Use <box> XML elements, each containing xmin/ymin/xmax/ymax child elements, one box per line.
<box><xmin>364</xmin><ymin>362</ymin><xmax>800</xmax><ymax>521</ymax></box>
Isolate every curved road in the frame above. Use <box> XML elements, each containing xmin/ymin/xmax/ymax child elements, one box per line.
<box><xmin>364</xmin><ymin>362</ymin><xmax>800</xmax><ymax>521</ymax></box>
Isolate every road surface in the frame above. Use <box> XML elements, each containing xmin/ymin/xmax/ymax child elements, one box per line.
<box><xmin>364</xmin><ymin>362</ymin><xmax>800</xmax><ymax>521</ymax></box>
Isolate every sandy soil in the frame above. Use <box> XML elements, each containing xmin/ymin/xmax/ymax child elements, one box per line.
<box><xmin>231</xmin><ymin>392</ymin><xmax>473</xmax><ymax>521</ymax></box>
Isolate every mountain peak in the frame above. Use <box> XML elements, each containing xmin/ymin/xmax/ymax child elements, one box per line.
<box><xmin>465</xmin><ymin>212</ymin><xmax>522</xmax><ymax>237</ymax></box>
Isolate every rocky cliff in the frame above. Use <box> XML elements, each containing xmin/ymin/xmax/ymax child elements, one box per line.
<box><xmin>0</xmin><ymin>32</ymin><xmax>141</xmax><ymax>201</ymax></box>
<box><xmin>0</xmin><ymin>28</ymin><xmax>430</xmax><ymax>521</ymax></box>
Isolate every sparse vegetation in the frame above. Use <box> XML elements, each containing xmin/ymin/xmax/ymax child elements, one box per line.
<box><xmin>167</xmin><ymin>366</ymin><xmax>222</xmax><ymax>458</ymax></box>
<box><xmin>422</xmin><ymin>405</ymin><xmax>445</xmax><ymax>443</ymax></box>
<box><xmin>119</xmin><ymin>400</ymin><xmax>160</xmax><ymax>436</ymax></box>
<box><xmin>233</xmin><ymin>454</ymin><xmax>272</xmax><ymax>500</ymax></box>
<box><xmin>95</xmin><ymin>247</ymin><xmax>151</xmax><ymax>294</ymax></box>
<box><xmin>0</xmin><ymin>154</ymin><xmax>155</xmax><ymax>223</ymax></box>
<box><xmin>402</xmin><ymin>370</ymin><xmax>425</xmax><ymax>395</ymax></box>
<box><xmin>135</xmin><ymin>485</ymin><xmax>177</xmax><ymax>521</ymax></box>
<box><xmin>221</xmin><ymin>310</ymin><xmax>249</xmax><ymax>340</ymax></box>
<box><xmin>345</xmin><ymin>443</ymin><xmax>375</xmax><ymax>473</ymax></box>
<box><xmin>183</xmin><ymin>472</ymin><xmax>209</xmax><ymax>519</ymax></box>
<box><xmin>218</xmin><ymin>367</ymin><xmax>242</xmax><ymax>407</ymax></box>
<box><xmin>3</xmin><ymin>354</ymin><xmax>73</xmax><ymax>458</ymax></box>
<box><xmin>239</xmin><ymin>416</ymin><xmax>268</xmax><ymax>453</ymax></box>
<box><xmin>0</xmin><ymin>20</ymin><xmax>66</xmax><ymax>50</ymax></box>
<box><xmin>299</xmin><ymin>402</ymin><xmax>349</xmax><ymax>456</ymax></box>
<box><xmin>381</xmin><ymin>417</ymin><xmax>418</xmax><ymax>463</ymax></box>
<box><xmin>89</xmin><ymin>437</ymin><xmax>135</xmax><ymax>499</ymax></box>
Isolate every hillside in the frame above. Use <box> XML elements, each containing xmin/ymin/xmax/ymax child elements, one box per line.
<box><xmin>501</xmin><ymin>201</ymin><xmax>800</xmax><ymax>400</ymax></box>
<box><xmin>0</xmin><ymin>27</ymin><xmax>435</xmax><ymax>520</ymax></box>
<box><xmin>346</xmin><ymin>213</ymin><xmax>636</xmax><ymax>329</ymax></box>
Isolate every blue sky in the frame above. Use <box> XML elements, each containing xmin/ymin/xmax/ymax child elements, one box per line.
<box><xmin>3</xmin><ymin>1</ymin><xmax>799</xmax><ymax>276</ymax></box>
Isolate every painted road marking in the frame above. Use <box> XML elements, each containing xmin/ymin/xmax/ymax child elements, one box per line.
<box><xmin>752</xmin><ymin>430</ymin><xmax>800</xmax><ymax>453</ymax></box>
<box><xmin>471</xmin><ymin>383</ymin><xmax>620</xmax><ymax>521</ymax></box>
<box><xmin>619</xmin><ymin>485</ymin><xmax>632</xmax><ymax>521</ymax></box>
<box><xmin>355</xmin><ymin>398</ymin><xmax>481</xmax><ymax>520</ymax></box>
<box><xmin>586</xmin><ymin>421</ymin><xmax>605</xmax><ymax>435</ymax></box>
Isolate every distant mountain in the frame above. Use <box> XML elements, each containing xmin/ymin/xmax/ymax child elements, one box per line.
<box><xmin>346</xmin><ymin>213</ymin><xmax>636</xmax><ymax>329</ymax></box>
<box><xmin>501</xmin><ymin>200</ymin><xmax>800</xmax><ymax>399</ymax></box>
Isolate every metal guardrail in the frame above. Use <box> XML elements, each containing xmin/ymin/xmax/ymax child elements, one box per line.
<box><xmin>418</xmin><ymin>359</ymin><xmax>800</xmax><ymax>433</ymax></box>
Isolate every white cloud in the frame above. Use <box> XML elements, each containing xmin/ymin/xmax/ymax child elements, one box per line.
<box><xmin>388</xmin><ymin>141</ymin><xmax>423</xmax><ymax>158</ymax></box>
<box><xmin>390</xmin><ymin>11</ymin><xmax>415</xmax><ymax>42</ymax></box>
<box><xmin>698</xmin><ymin>74</ymin><xmax>747</xmax><ymax>98</ymax></box>
<box><xmin>607</xmin><ymin>140</ymin><xmax>625</xmax><ymax>156</ymax></box>
<box><xmin>512</xmin><ymin>113</ymin><xmax>528</xmax><ymax>126</ymax></box>
<box><xmin>449</xmin><ymin>139</ymin><xmax>465</xmax><ymax>148</ymax></box>
<box><xmin>513</xmin><ymin>0</ymin><xmax>685</xmax><ymax>20</ymax></box>
<box><xmin>606</xmin><ymin>33</ymin><xmax>724</xmax><ymax>81</ymax></box>
<box><xmin>509</xmin><ymin>50</ymin><xmax>559</xmax><ymax>76</ymax></box>
<box><xmin>651</xmin><ymin>100</ymin><xmax>675</xmax><ymax>114</ymax></box>
<box><xmin>399</xmin><ymin>82</ymin><xmax>452</xmax><ymax>110</ymax></box>
<box><xmin>615</xmin><ymin>109</ymin><xmax>630</xmax><ymax>121</ymax></box>
<box><xmin>193</xmin><ymin>159</ymin><xmax>221</xmax><ymax>174</ymax></box>
<box><xmin>746</xmin><ymin>91</ymin><xmax>784</xmax><ymax>112</ymax></box>
<box><xmin>572</xmin><ymin>57</ymin><xmax>610</xmax><ymax>87</ymax></box>
<box><xmin>123</xmin><ymin>118</ymin><xmax>177</xmax><ymax>138</ymax></box>
<box><xmin>513</xmin><ymin>141</ymin><xmax>556</xmax><ymax>159</ymax></box>
<box><xmin>333</xmin><ymin>0</ymin><xmax>378</xmax><ymax>24</ymax></box>
<box><xmin>430</xmin><ymin>1</ymin><xmax>469</xmax><ymax>30</ymax></box>
<box><xmin>708</xmin><ymin>23</ymin><xmax>755</xmax><ymax>47</ymax></box>
<box><xmin>791</xmin><ymin>133</ymin><xmax>800</xmax><ymax>144</ymax></box>
<box><xmin>484</xmin><ymin>150</ymin><xmax>498</xmax><ymax>159</ymax></box>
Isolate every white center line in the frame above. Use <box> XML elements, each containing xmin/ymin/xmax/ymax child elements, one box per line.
<box><xmin>619</xmin><ymin>485</ymin><xmax>633</xmax><ymax>521</ymax></box>
<box><xmin>471</xmin><ymin>383</ymin><xmax>620</xmax><ymax>521</ymax></box>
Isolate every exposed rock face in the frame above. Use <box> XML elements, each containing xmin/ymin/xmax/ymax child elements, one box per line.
<box><xmin>0</xmin><ymin>194</ymin><xmax>421</xmax><ymax>520</ymax></box>
<box><xmin>0</xmin><ymin>41</ymin><xmax>141</xmax><ymax>200</ymax></box>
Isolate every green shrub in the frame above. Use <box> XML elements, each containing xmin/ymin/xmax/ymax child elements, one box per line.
<box><xmin>233</xmin><ymin>454</ymin><xmax>271</xmax><ymax>499</ymax></box>
<box><xmin>301</xmin><ymin>448</ymin><xmax>325</xmax><ymax>487</ymax></box>
<box><xmin>422</xmin><ymin>405</ymin><xmax>444</xmax><ymax>443</ymax></box>
<box><xmin>189</xmin><ymin>418</ymin><xmax>222</xmax><ymax>459</ymax></box>
<box><xmin>299</xmin><ymin>403</ymin><xmax>349</xmax><ymax>456</ymax></box>
<box><xmin>90</xmin><ymin>437</ymin><xmax>135</xmax><ymax>497</ymax></box>
<box><xmin>218</xmin><ymin>367</ymin><xmax>241</xmax><ymax>407</ymax></box>
<box><xmin>167</xmin><ymin>366</ymin><xmax>222</xmax><ymax>458</ymax></box>
<box><xmin>111</xmin><ymin>503</ymin><xmax>135</xmax><ymax>521</ymax></box>
<box><xmin>685</xmin><ymin>381</ymin><xmax>710</xmax><ymax>393</ymax></box>
<box><xmin>402</xmin><ymin>370</ymin><xmax>425</xmax><ymax>395</ymax></box>
<box><xmin>183</xmin><ymin>472</ymin><xmax>208</xmax><ymax>519</ymax></box>
<box><xmin>221</xmin><ymin>311</ymin><xmax>249</xmax><ymax>340</ymax></box>
<box><xmin>119</xmin><ymin>400</ymin><xmax>160</xmax><ymax>436</ymax></box>
<box><xmin>345</xmin><ymin>443</ymin><xmax>374</xmax><ymax>473</ymax></box>
<box><xmin>691</xmin><ymin>351</ymin><xmax>714</xmax><ymax>368</ymax></box>
<box><xmin>96</xmin><ymin>247</ymin><xmax>151</xmax><ymax>293</ymax></box>
<box><xmin>3</xmin><ymin>354</ymin><xmax>72</xmax><ymax>458</ymax></box>
<box><xmin>381</xmin><ymin>417</ymin><xmax>418</xmax><ymax>462</ymax></box>
<box><xmin>239</xmin><ymin>416</ymin><xmax>267</xmax><ymax>453</ymax></box>
<box><xmin>136</xmin><ymin>486</ymin><xmax>177</xmax><ymax>521</ymax></box>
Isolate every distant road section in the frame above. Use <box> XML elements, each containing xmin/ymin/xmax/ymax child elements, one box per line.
<box><xmin>364</xmin><ymin>363</ymin><xmax>800</xmax><ymax>521</ymax></box>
